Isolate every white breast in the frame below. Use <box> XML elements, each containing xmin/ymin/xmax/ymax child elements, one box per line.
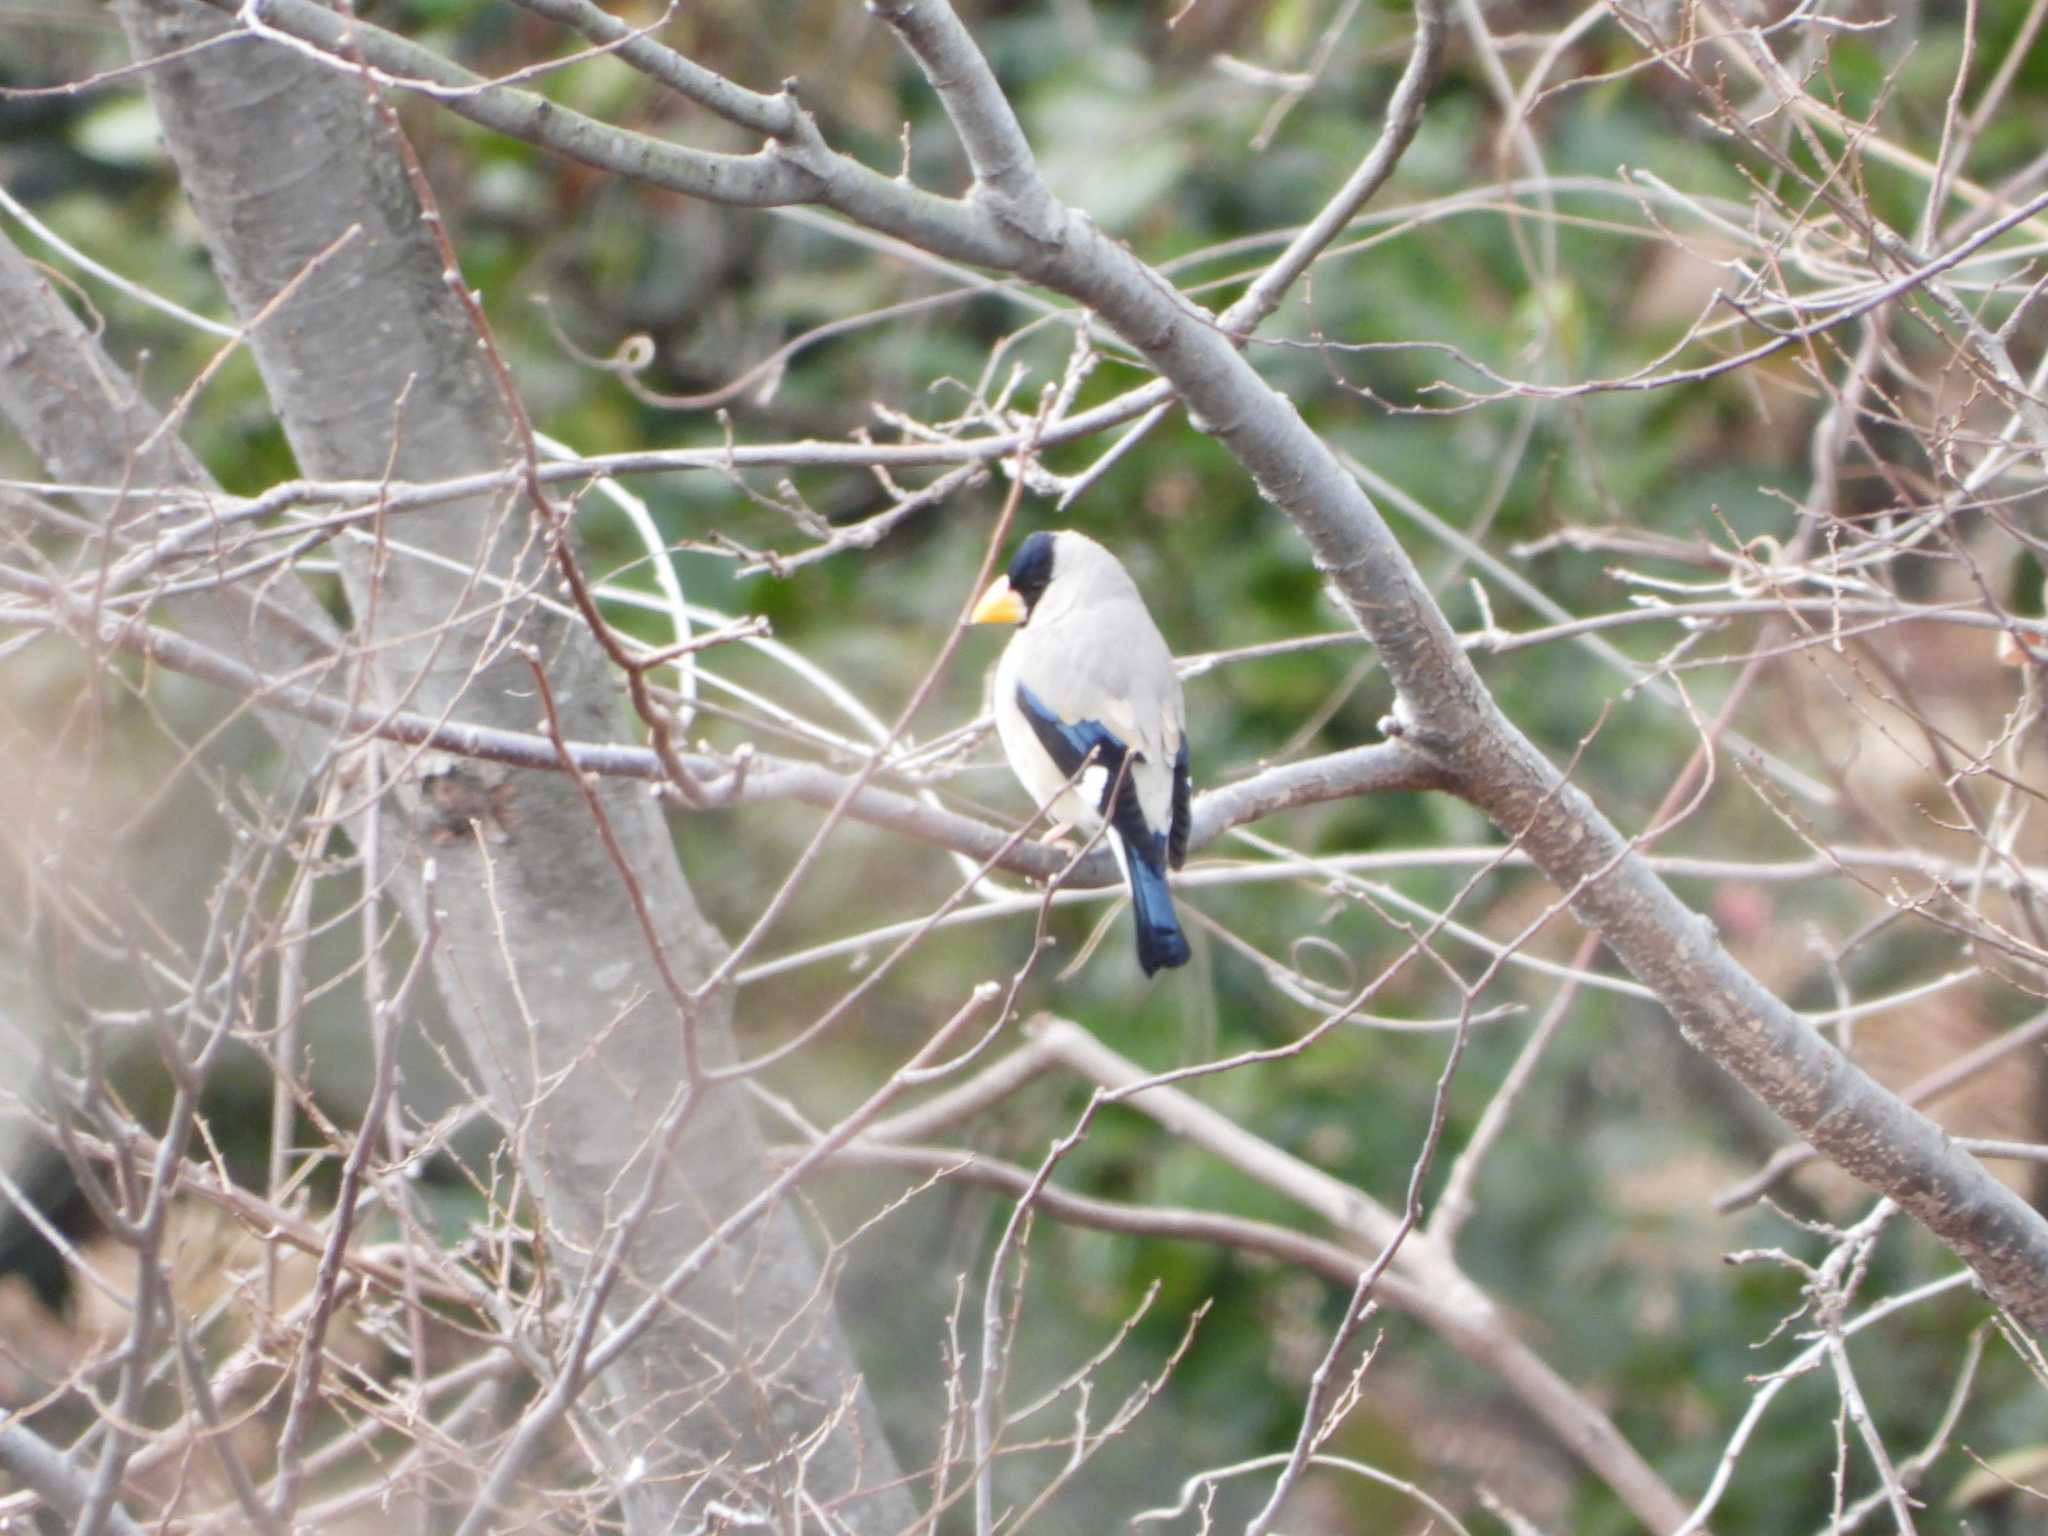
<box><xmin>993</xmin><ymin>641</ymin><xmax>1104</xmax><ymax>833</ymax></box>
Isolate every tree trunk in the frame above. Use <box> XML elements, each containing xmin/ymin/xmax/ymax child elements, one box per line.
<box><xmin>94</xmin><ymin>4</ymin><xmax>915</xmax><ymax>1527</ymax></box>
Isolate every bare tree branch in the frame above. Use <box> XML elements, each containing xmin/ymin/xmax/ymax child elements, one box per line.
<box><xmin>0</xmin><ymin>1419</ymin><xmax>148</xmax><ymax>1536</ymax></box>
<box><xmin>91</xmin><ymin>1</ymin><xmax>922</xmax><ymax>1525</ymax></box>
<box><xmin>846</xmin><ymin>0</ymin><xmax>2048</xmax><ymax>1332</ymax></box>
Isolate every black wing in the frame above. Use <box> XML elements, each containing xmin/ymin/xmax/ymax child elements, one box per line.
<box><xmin>1015</xmin><ymin>682</ymin><xmax>1168</xmax><ymax>866</ymax></box>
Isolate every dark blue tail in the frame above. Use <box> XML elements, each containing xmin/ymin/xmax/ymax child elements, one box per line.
<box><xmin>1125</xmin><ymin>842</ymin><xmax>1191</xmax><ymax>976</ymax></box>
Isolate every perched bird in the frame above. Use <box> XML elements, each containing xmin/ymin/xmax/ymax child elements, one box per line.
<box><xmin>970</xmin><ymin>531</ymin><xmax>1192</xmax><ymax>975</ymax></box>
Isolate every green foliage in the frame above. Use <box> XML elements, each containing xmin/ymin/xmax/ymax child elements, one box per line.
<box><xmin>11</xmin><ymin>0</ymin><xmax>2048</xmax><ymax>1528</ymax></box>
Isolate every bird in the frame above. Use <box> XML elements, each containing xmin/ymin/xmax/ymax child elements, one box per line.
<box><xmin>970</xmin><ymin>530</ymin><xmax>1192</xmax><ymax>976</ymax></box>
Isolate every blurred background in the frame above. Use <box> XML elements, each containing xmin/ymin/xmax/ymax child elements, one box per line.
<box><xmin>6</xmin><ymin>0</ymin><xmax>2048</xmax><ymax>1529</ymax></box>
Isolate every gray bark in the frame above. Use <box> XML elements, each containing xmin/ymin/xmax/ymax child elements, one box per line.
<box><xmin>75</xmin><ymin>4</ymin><xmax>914</xmax><ymax>1528</ymax></box>
<box><xmin>143</xmin><ymin>0</ymin><xmax>2048</xmax><ymax>1331</ymax></box>
<box><xmin>0</xmin><ymin>238</ymin><xmax>343</xmax><ymax>697</ymax></box>
<box><xmin>1009</xmin><ymin>178</ymin><xmax>2048</xmax><ymax>1333</ymax></box>
<box><xmin>836</xmin><ymin>0</ymin><xmax>2048</xmax><ymax>1334</ymax></box>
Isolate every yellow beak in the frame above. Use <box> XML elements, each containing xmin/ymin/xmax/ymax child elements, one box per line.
<box><xmin>970</xmin><ymin>575</ymin><xmax>1027</xmax><ymax>625</ymax></box>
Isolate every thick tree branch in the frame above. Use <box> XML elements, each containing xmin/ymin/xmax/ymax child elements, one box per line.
<box><xmin>501</xmin><ymin>0</ymin><xmax>798</xmax><ymax>138</ymax></box>
<box><xmin>867</xmin><ymin>0</ymin><xmax>1047</xmax><ymax>208</ymax></box>
<box><xmin>853</xmin><ymin>0</ymin><xmax>2048</xmax><ymax>1333</ymax></box>
<box><xmin>0</xmin><ymin>230</ymin><xmax>346</xmax><ymax>693</ymax></box>
<box><xmin>234</xmin><ymin>0</ymin><xmax>819</xmax><ymax>207</ymax></box>
<box><xmin>943</xmin><ymin>1019</ymin><xmax>1692</xmax><ymax>1533</ymax></box>
<box><xmin>81</xmin><ymin>0</ymin><xmax>2048</xmax><ymax>1329</ymax></box>
<box><xmin>198</xmin><ymin>0</ymin><xmax>1018</xmax><ymax>268</ymax></box>
<box><xmin>18</xmin><ymin>3</ymin><xmax>2042</xmax><ymax>1528</ymax></box>
<box><xmin>103</xmin><ymin>2</ymin><xmax>919</xmax><ymax>1527</ymax></box>
<box><xmin>104</xmin><ymin>0</ymin><xmax>2048</xmax><ymax>1331</ymax></box>
<box><xmin>0</xmin><ymin>1420</ymin><xmax>148</xmax><ymax>1536</ymax></box>
<box><xmin>1</xmin><ymin>576</ymin><xmax>1444</xmax><ymax>883</ymax></box>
